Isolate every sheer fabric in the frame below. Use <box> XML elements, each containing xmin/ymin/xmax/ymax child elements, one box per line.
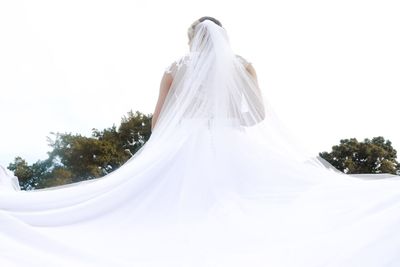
<box><xmin>0</xmin><ymin>165</ymin><xmax>20</xmax><ymax>191</ymax></box>
<box><xmin>1</xmin><ymin>20</ymin><xmax>400</xmax><ymax>267</ymax></box>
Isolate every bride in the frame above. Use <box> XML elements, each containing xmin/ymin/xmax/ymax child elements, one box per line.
<box><xmin>1</xmin><ymin>17</ymin><xmax>400</xmax><ymax>267</ymax></box>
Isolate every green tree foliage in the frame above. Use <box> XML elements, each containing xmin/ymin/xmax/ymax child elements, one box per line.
<box><xmin>320</xmin><ymin>136</ymin><xmax>399</xmax><ymax>175</ymax></box>
<box><xmin>7</xmin><ymin>157</ymin><xmax>33</xmax><ymax>190</ymax></box>
<box><xmin>48</xmin><ymin>133</ymin><xmax>123</xmax><ymax>181</ymax></box>
<box><xmin>117</xmin><ymin>111</ymin><xmax>152</xmax><ymax>155</ymax></box>
<box><xmin>38</xmin><ymin>167</ymin><xmax>74</xmax><ymax>189</ymax></box>
<box><xmin>8</xmin><ymin>111</ymin><xmax>152</xmax><ymax>190</ymax></box>
<box><xmin>7</xmin><ymin>157</ymin><xmax>52</xmax><ymax>190</ymax></box>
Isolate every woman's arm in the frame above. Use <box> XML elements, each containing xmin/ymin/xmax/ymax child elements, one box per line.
<box><xmin>245</xmin><ymin>64</ymin><xmax>259</xmax><ymax>87</ymax></box>
<box><xmin>245</xmin><ymin>64</ymin><xmax>266</xmax><ymax>120</ymax></box>
<box><xmin>151</xmin><ymin>72</ymin><xmax>173</xmax><ymax>131</ymax></box>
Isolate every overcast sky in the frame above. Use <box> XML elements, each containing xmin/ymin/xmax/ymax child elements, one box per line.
<box><xmin>0</xmin><ymin>0</ymin><xmax>399</xmax><ymax>167</ymax></box>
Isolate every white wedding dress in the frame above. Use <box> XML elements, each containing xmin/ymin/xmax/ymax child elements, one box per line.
<box><xmin>1</xmin><ymin>20</ymin><xmax>400</xmax><ymax>267</ymax></box>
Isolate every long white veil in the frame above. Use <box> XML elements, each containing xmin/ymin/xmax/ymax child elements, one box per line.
<box><xmin>2</xmin><ymin>19</ymin><xmax>400</xmax><ymax>267</ymax></box>
<box><xmin>149</xmin><ymin>20</ymin><xmax>316</xmax><ymax>164</ymax></box>
<box><xmin>0</xmin><ymin>20</ymin><xmax>330</xmax><ymax>225</ymax></box>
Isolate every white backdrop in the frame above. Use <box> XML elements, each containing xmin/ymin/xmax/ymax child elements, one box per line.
<box><xmin>0</xmin><ymin>0</ymin><xmax>399</xmax><ymax>166</ymax></box>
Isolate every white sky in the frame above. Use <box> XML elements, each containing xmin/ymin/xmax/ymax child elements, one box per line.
<box><xmin>0</xmin><ymin>0</ymin><xmax>399</xmax><ymax>167</ymax></box>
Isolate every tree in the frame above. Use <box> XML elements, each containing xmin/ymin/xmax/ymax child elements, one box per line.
<box><xmin>48</xmin><ymin>133</ymin><xmax>121</xmax><ymax>181</ymax></box>
<box><xmin>319</xmin><ymin>136</ymin><xmax>399</xmax><ymax>175</ymax></box>
<box><xmin>117</xmin><ymin>110</ymin><xmax>152</xmax><ymax>155</ymax></box>
<box><xmin>7</xmin><ymin>157</ymin><xmax>52</xmax><ymax>190</ymax></box>
<box><xmin>37</xmin><ymin>167</ymin><xmax>74</xmax><ymax>189</ymax></box>
<box><xmin>7</xmin><ymin>157</ymin><xmax>32</xmax><ymax>189</ymax></box>
<box><xmin>8</xmin><ymin>110</ymin><xmax>153</xmax><ymax>190</ymax></box>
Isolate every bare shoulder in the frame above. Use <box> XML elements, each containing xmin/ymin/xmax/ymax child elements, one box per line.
<box><xmin>236</xmin><ymin>54</ymin><xmax>257</xmax><ymax>74</ymax></box>
<box><xmin>235</xmin><ymin>54</ymin><xmax>251</xmax><ymax>68</ymax></box>
<box><xmin>165</xmin><ymin>55</ymin><xmax>189</xmax><ymax>76</ymax></box>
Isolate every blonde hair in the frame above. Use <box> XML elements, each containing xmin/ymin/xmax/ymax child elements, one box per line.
<box><xmin>187</xmin><ymin>16</ymin><xmax>223</xmax><ymax>42</ymax></box>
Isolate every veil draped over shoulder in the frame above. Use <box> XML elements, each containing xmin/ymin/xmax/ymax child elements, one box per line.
<box><xmin>148</xmin><ymin>20</ymin><xmax>318</xmax><ymax>165</ymax></box>
<box><xmin>1</xmin><ymin>20</ymin><xmax>400</xmax><ymax>267</ymax></box>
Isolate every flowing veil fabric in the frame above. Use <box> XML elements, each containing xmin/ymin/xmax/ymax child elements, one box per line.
<box><xmin>0</xmin><ymin>165</ymin><xmax>20</xmax><ymax>191</ymax></box>
<box><xmin>1</xmin><ymin>20</ymin><xmax>400</xmax><ymax>267</ymax></box>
